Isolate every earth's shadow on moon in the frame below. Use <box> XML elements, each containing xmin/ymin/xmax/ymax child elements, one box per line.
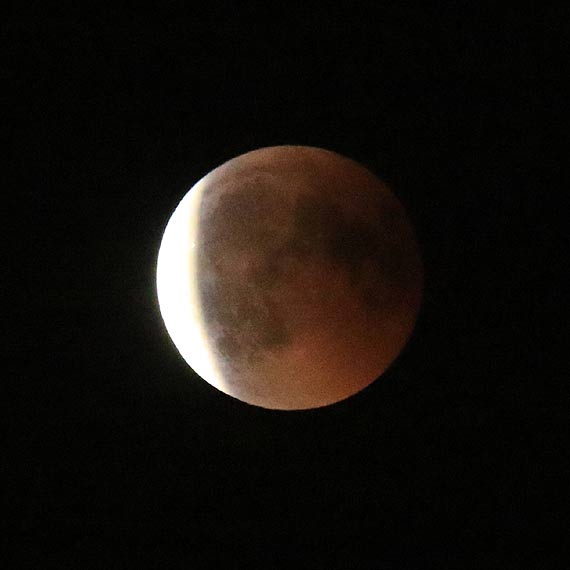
<box><xmin>191</xmin><ymin>146</ymin><xmax>423</xmax><ymax>409</ymax></box>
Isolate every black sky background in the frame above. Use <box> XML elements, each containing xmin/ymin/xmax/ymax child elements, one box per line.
<box><xmin>6</xmin><ymin>3</ymin><xmax>566</xmax><ymax>569</ymax></box>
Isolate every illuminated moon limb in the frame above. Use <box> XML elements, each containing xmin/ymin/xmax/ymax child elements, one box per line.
<box><xmin>156</xmin><ymin>179</ymin><xmax>224</xmax><ymax>390</ymax></box>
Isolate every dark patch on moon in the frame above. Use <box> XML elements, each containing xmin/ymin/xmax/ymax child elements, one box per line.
<box><xmin>196</xmin><ymin>180</ymin><xmax>292</xmax><ymax>370</ymax></box>
<box><xmin>288</xmin><ymin>191</ymin><xmax>403</xmax><ymax>311</ymax></box>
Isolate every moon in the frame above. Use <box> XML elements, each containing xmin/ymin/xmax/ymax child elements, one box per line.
<box><xmin>157</xmin><ymin>146</ymin><xmax>423</xmax><ymax>409</ymax></box>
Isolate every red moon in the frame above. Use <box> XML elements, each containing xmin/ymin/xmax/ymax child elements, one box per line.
<box><xmin>157</xmin><ymin>146</ymin><xmax>423</xmax><ymax>409</ymax></box>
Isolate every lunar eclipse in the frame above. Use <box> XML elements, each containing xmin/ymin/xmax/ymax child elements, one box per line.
<box><xmin>157</xmin><ymin>145</ymin><xmax>423</xmax><ymax>409</ymax></box>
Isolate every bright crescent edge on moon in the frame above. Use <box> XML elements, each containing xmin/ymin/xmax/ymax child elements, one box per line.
<box><xmin>156</xmin><ymin>178</ymin><xmax>225</xmax><ymax>393</ymax></box>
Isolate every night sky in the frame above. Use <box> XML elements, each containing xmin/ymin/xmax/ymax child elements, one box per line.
<box><xmin>6</xmin><ymin>4</ymin><xmax>565</xmax><ymax>568</ymax></box>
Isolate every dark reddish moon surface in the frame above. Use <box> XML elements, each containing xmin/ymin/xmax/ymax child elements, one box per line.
<box><xmin>157</xmin><ymin>146</ymin><xmax>423</xmax><ymax>409</ymax></box>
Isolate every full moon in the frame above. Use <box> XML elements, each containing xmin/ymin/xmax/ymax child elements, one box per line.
<box><xmin>157</xmin><ymin>146</ymin><xmax>423</xmax><ymax>409</ymax></box>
